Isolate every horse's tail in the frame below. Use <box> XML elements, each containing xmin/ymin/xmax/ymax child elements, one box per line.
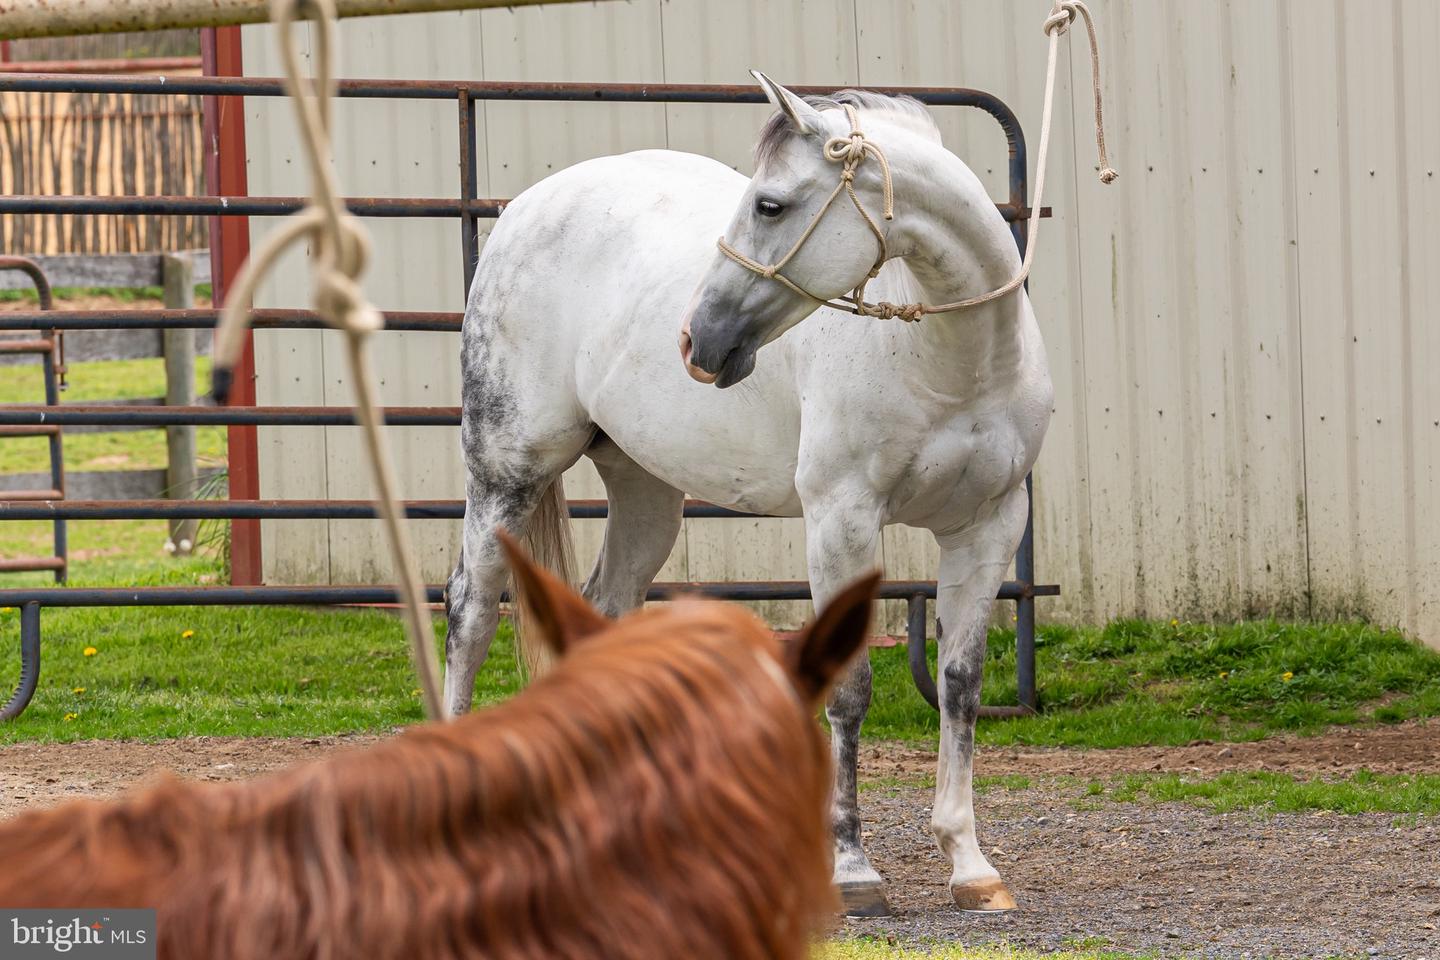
<box><xmin>511</xmin><ymin>476</ymin><xmax>578</xmax><ymax>680</ymax></box>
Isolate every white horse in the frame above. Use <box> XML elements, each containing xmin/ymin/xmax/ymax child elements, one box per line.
<box><xmin>444</xmin><ymin>73</ymin><xmax>1052</xmax><ymax>915</ymax></box>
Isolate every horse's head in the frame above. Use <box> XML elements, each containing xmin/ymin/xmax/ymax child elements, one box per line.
<box><xmin>498</xmin><ymin>529</ymin><xmax>878</xmax><ymax>707</ymax></box>
<box><xmin>679</xmin><ymin>72</ymin><xmax>914</xmax><ymax>387</ymax></box>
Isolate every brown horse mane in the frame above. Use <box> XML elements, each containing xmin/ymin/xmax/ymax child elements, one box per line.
<box><xmin>0</xmin><ymin>599</ymin><xmax>840</xmax><ymax>960</ymax></box>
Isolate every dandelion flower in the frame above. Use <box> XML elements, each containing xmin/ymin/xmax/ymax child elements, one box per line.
<box><xmin>1170</xmin><ymin>619</ymin><xmax>1179</xmax><ymax>627</ymax></box>
<box><xmin>181</xmin><ymin>630</ymin><xmax>195</xmax><ymax>639</ymax></box>
<box><xmin>82</xmin><ymin>646</ymin><xmax>98</xmax><ymax>657</ymax></box>
<box><xmin>72</xmin><ymin>687</ymin><xmax>85</xmax><ymax>694</ymax></box>
<box><xmin>1282</xmin><ymin>671</ymin><xmax>1294</xmax><ymax>682</ymax></box>
<box><xmin>1219</xmin><ymin>671</ymin><xmax>1229</xmax><ymax>680</ymax></box>
<box><xmin>63</xmin><ymin>713</ymin><xmax>78</xmax><ymax>722</ymax></box>
<box><xmin>411</xmin><ymin>688</ymin><xmax>422</xmax><ymax>697</ymax></box>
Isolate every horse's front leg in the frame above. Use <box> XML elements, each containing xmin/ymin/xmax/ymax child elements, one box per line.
<box><xmin>931</xmin><ymin>486</ymin><xmax>1029</xmax><ymax>912</ymax></box>
<box><xmin>801</xmin><ymin>491</ymin><xmax>890</xmax><ymax>917</ymax></box>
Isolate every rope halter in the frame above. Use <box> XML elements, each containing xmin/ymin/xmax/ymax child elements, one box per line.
<box><xmin>716</xmin><ymin>104</ymin><xmax>924</xmax><ymax>322</ymax></box>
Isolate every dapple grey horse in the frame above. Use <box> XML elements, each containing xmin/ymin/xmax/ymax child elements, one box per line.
<box><xmin>444</xmin><ymin>74</ymin><xmax>1051</xmax><ymax>915</ymax></box>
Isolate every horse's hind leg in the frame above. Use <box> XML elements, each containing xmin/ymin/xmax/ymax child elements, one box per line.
<box><xmin>444</xmin><ymin>432</ymin><xmax>592</xmax><ymax>715</ymax></box>
<box><xmin>581</xmin><ymin>436</ymin><xmax>683</xmax><ymax>617</ymax></box>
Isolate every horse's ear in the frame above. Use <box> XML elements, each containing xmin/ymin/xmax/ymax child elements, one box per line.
<box><xmin>752</xmin><ymin>69</ymin><xmax>825</xmax><ymax>137</ymax></box>
<box><xmin>497</xmin><ymin>529</ymin><xmax>609</xmax><ymax>657</ymax></box>
<box><xmin>789</xmin><ymin>571</ymin><xmax>881</xmax><ymax>703</ymax></box>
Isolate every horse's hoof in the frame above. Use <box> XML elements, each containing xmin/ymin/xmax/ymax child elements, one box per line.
<box><xmin>838</xmin><ymin>880</ymin><xmax>893</xmax><ymax>918</ymax></box>
<box><xmin>951</xmin><ymin>878</ymin><xmax>1016</xmax><ymax>913</ymax></box>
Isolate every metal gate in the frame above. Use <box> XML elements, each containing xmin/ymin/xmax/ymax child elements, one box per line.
<box><xmin>0</xmin><ymin>70</ymin><xmax>1059</xmax><ymax>720</ymax></box>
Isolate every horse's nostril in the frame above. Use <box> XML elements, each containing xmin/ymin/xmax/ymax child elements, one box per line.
<box><xmin>679</xmin><ymin>330</ymin><xmax>719</xmax><ymax>384</ymax></box>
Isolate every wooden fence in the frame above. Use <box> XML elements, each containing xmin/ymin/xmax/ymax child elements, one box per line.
<box><xmin>0</xmin><ymin>84</ymin><xmax>208</xmax><ymax>256</ymax></box>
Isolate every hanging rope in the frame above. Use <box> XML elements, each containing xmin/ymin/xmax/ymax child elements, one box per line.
<box><xmin>717</xmin><ymin>0</ymin><xmax>1118</xmax><ymax>321</ymax></box>
<box><xmin>211</xmin><ymin>0</ymin><xmax>445</xmax><ymax>723</ymax></box>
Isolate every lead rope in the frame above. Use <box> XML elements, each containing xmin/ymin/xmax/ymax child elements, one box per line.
<box><xmin>210</xmin><ymin>0</ymin><xmax>445</xmax><ymax>723</ymax></box>
<box><xmin>719</xmin><ymin>0</ymin><xmax>1118</xmax><ymax>322</ymax></box>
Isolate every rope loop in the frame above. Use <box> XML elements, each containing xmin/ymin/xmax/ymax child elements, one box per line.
<box><xmin>1044</xmin><ymin>1</ymin><xmax>1078</xmax><ymax>36</ymax></box>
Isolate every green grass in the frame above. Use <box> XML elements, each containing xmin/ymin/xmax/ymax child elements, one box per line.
<box><xmin>0</xmin><ymin>355</ymin><xmax>227</xmax><ymax>475</ymax></box>
<box><xmin>0</xmin><ymin>548</ymin><xmax>521</xmax><ymax>744</ymax></box>
<box><xmin>866</xmin><ymin>618</ymin><xmax>1440</xmax><ymax>749</ymax></box>
<box><xmin>861</xmin><ymin>765</ymin><xmax>1438</xmax><ymax>819</ymax></box>
<box><xmin>0</xmin><ymin>284</ymin><xmax>211</xmax><ymax>305</ymax></box>
<box><xmin>1092</xmin><ymin>769</ymin><xmax>1440</xmax><ymax>817</ymax></box>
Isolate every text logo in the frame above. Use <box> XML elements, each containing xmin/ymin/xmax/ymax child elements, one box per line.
<box><xmin>1</xmin><ymin>910</ymin><xmax>155</xmax><ymax>959</ymax></box>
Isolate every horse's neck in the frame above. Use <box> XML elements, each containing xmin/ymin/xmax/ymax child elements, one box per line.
<box><xmin>879</xmin><ymin>142</ymin><xmax>1032</xmax><ymax>395</ymax></box>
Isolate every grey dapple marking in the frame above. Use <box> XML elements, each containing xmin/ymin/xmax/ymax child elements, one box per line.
<box><xmin>447</xmin><ymin>74</ymin><xmax>1051</xmax><ymax>915</ymax></box>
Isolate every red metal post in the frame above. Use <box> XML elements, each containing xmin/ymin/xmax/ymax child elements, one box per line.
<box><xmin>201</xmin><ymin>26</ymin><xmax>262</xmax><ymax>586</ymax></box>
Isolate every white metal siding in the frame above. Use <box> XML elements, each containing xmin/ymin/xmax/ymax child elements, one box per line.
<box><xmin>244</xmin><ymin>0</ymin><xmax>1440</xmax><ymax>646</ymax></box>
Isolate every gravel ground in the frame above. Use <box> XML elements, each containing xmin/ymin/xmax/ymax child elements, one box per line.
<box><xmin>844</xmin><ymin>782</ymin><xmax>1439</xmax><ymax>959</ymax></box>
<box><xmin>2</xmin><ymin>724</ymin><xmax>1437</xmax><ymax>958</ymax></box>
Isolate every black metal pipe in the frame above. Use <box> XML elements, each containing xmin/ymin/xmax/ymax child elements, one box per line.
<box><xmin>0</xmin><ymin>580</ymin><xmax>1048</xmax><ymax>608</ymax></box>
<box><xmin>0</xmin><ymin>603</ymin><xmax>42</xmax><ymax>722</ymax></box>
<box><xmin>0</xmin><ymin>256</ymin><xmax>54</xmax><ymax>308</ymax></box>
<box><xmin>0</xmin><ymin>195</ymin><xmax>505</xmax><ymax>218</ymax></box>
<box><xmin>0</xmin><ymin>580</ymin><xmax>947</xmax><ymax>608</ymax></box>
<box><xmin>0</xmin><ymin>194</ymin><xmax>1040</xmax><ymax>224</ymax></box>
<box><xmin>1015</xmin><ymin>473</ymin><xmax>1039</xmax><ymax>710</ymax></box>
<box><xmin>0</xmin><ymin>405</ymin><xmax>460</xmax><ymax>427</ymax></box>
<box><xmin>458</xmin><ymin>90</ymin><xmax>480</xmax><ymax>297</ymax></box>
<box><xmin>0</xmin><ymin>74</ymin><xmax>1016</xmax><ymax>109</ymax></box>
<box><xmin>0</xmin><ymin>308</ymin><xmax>463</xmax><ymax>333</ymax></box>
<box><xmin>0</xmin><ymin>498</ymin><xmax>756</xmax><ymax>521</ymax></box>
<box><xmin>907</xmin><ymin>594</ymin><xmax>938</xmax><ymax>711</ymax></box>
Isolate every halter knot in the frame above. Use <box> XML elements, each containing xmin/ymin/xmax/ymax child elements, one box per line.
<box><xmin>865</xmin><ymin>301</ymin><xmax>925</xmax><ymax>323</ymax></box>
<box><xmin>824</xmin><ymin>132</ymin><xmax>868</xmax><ymax>168</ymax></box>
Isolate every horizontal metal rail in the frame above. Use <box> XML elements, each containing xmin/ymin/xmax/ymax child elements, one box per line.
<box><xmin>0</xmin><ymin>405</ymin><xmax>460</xmax><ymax>426</ymax></box>
<box><xmin>0</xmin><ymin>195</ymin><xmax>502</xmax><ymax>219</ymax></box>
<box><xmin>0</xmin><ymin>497</ymin><xmax>752</xmax><ymax>521</ymax></box>
<box><xmin>0</xmin><ymin>308</ymin><xmax>463</xmax><ymax>332</ymax></box>
<box><xmin>0</xmin><ymin>74</ymin><xmax>1020</xmax><ymax>107</ymax></box>
<box><xmin>0</xmin><ymin>580</ymin><xmax>1054</xmax><ymax>607</ymax></box>
<box><xmin>0</xmin><ymin>193</ymin><xmax>1042</xmax><ymax>224</ymax></box>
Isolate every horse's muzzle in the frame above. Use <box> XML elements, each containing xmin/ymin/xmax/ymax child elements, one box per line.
<box><xmin>678</xmin><ymin>325</ymin><xmax>719</xmax><ymax>384</ymax></box>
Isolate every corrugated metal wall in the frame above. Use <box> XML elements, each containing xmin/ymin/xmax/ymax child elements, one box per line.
<box><xmin>243</xmin><ymin>0</ymin><xmax>1440</xmax><ymax>646</ymax></box>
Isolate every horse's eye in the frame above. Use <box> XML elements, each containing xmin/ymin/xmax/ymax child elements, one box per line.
<box><xmin>756</xmin><ymin>198</ymin><xmax>785</xmax><ymax>218</ymax></box>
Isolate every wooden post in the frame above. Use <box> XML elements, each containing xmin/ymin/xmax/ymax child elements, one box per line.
<box><xmin>162</xmin><ymin>253</ymin><xmax>198</xmax><ymax>555</ymax></box>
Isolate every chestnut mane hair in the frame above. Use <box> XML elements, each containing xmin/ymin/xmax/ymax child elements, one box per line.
<box><xmin>0</xmin><ymin>540</ymin><xmax>879</xmax><ymax>960</ymax></box>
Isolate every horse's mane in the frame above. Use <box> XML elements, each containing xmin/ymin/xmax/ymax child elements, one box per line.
<box><xmin>0</xmin><ymin>603</ymin><xmax>836</xmax><ymax>960</ymax></box>
<box><xmin>755</xmin><ymin>89</ymin><xmax>942</xmax><ymax>166</ymax></box>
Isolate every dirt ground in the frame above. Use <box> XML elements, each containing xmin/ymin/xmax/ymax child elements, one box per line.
<box><xmin>2</xmin><ymin>722</ymin><xmax>1437</xmax><ymax>959</ymax></box>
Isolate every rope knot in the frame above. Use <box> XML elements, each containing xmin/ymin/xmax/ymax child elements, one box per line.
<box><xmin>1098</xmin><ymin>166</ymin><xmax>1119</xmax><ymax>184</ymax></box>
<box><xmin>824</xmin><ymin>133</ymin><xmax>868</xmax><ymax>168</ymax></box>
<box><xmin>867</xmin><ymin>301</ymin><xmax>925</xmax><ymax>323</ymax></box>
<box><xmin>1044</xmin><ymin>1</ymin><xmax>1077</xmax><ymax>36</ymax></box>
